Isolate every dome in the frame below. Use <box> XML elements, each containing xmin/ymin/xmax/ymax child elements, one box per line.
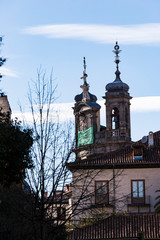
<box><xmin>106</xmin><ymin>70</ymin><xmax>129</xmax><ymax>93</ymax></box>
<box><xmin>75</xmin><ymin>92</ymin><xmax>97</xmax><ymax>103</ymax></box>
<box><xmin>106</xmin><ymin>79</ymin><xmax>129</xmax><ymax>92</ymax></box>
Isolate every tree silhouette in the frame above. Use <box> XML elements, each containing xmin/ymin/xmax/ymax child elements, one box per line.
<box><xmin>0</xmin><ymin>111</ymin><xmax>33</xmax><ymax>187</ymax></box>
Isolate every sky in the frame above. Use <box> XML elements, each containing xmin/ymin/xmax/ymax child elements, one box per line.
<box><xmin>1</xmin><ymin>0</ymin><xmax>160</xmax><ymax>141</ymax></box>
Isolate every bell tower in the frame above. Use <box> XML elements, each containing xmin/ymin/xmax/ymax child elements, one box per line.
<box><xmin>74</xmin><ymin>58</ymin><xmax>101</xmax><ymax>159</ymax></box>
<box><xmin>73</xmin><ymin>44</ymin><xmax>132</xmax><ymax>159</ymax></box>
<box><xmin>103</xmin><ymin>42</ymin><xmax>132</xmax><ymax>150</ymax></box>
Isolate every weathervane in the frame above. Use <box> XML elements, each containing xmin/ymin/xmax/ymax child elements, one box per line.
<box><xmin>113</xmin><ymin>42</ymin><xmax>121</xmax><ymax>80</ymax></box>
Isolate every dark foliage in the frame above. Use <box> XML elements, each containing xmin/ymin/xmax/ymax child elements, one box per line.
<box><xmin>0</xmin><ymin>111</ymin><xmax>33</xmax><ymax>187</ymax></box>
<box><xmin>0</xmin><ymin>186</ymin><xmax>67</xmax><ymax>240</ymax></box>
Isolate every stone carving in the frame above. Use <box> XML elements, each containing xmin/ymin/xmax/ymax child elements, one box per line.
<box><xmin>80</xmin><ymin>83</ymin><xmax>90</xmax><ymax>102</ymax></box>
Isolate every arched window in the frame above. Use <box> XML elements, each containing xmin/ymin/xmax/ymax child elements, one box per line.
<box><xmin>111</xmin><ymin>108</ymin><xmax>119</xmax><ymax>130</ymax></box>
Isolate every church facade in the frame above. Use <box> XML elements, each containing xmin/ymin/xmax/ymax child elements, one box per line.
<box><xmin>67</xmin><ymin>43</ymin><xmax>160</xmax><ymax>223</ymax></box>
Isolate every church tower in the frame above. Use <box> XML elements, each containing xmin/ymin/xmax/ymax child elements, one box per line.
<box><xmin>74</xmin><ymin>58</ymin><xmax>101</xmax><ymax>159</ymax></box>
<box><xmin>73</xmin><ymin>43</ymin><xmax>132</xmax><ymax>160</ymax></box>
<box><xmin>103</xmin><ymin>42</ymin><xmax>132</xmax><ymax>151</ymax></box>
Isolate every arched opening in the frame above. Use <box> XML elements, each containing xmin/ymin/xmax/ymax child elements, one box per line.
<box><xmin>111</xmin><ymin>108</ymin><xmax>119</xmax><ymax>130</ymax></box>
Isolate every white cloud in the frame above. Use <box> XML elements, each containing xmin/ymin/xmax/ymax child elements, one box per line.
<box><xmin>12</xmin><ymin>96</ymin><xmax>160</xmax><ymax>123</ymax></box>
<box><xmin>99</xmin><ymin>96</ymin><xmax>160</xmax><ymax>113</ymax></box>
<box><xmin>23</xmin><ymin>23</ymin><xmax>160</xmax><ymax>45</ymax></box>
<box><xmin>12</xmin><ymin>102</ymin><xmax>74</xmax><ymax>123</ymax></box>
<box><xmin>131</xmin><ymin>96</ymin><xmax>160</xmax><ymax>112</ymax></box>
<box><xmin>0</xmin><ymin>67</ymin><xmax>18</xmax><ymax>78</ymax></box>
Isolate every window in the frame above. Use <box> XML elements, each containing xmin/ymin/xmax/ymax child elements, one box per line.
<box><xmin>57</xmin><ymin>207</ymin><xmax>66</xmax><ymax>220</ymax></box>
<box><xmin>131</xmin><ymin>180</ymin><xmax>145</xmax><ymax>204</ymax></box>
<box><xmin>133</xmin><ymin>147</ymin><xmax>143</xmax><ymax>160</ymax></box>
<box><xmin>111</xmin><ymin>108</ymin><xmax>119</xmax><ymax>130</ymax></box>
<box><xmin>95</xmin><ymin>181</ymin><xmax>109</xmax><ymax>205</ymax></box>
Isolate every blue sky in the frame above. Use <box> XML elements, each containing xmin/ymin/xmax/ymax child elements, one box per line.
<box><xmin>1</xmin><ymin>0</ymin><xmax>160</xmax><ymax>140</ymax></box>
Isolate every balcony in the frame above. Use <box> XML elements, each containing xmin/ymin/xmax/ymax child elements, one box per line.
<box><xmin>127</xmin><ymin>195</ymin><xmax>151</xmax><ymax>213</ymax></box>
<box><xmin>95</xmin><ymin>129</ymin><xmax>130</xmax><ymax>144</ymax></box>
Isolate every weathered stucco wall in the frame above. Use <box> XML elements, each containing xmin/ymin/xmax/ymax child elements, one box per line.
<box><xmin>72</xmin><ymin>167</ymin><xmax>160</xmax><ymax>222</ymax></box>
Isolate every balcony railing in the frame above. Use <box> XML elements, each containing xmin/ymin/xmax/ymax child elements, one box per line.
<box><xmin>95</xmin><ymin>129</ymin><xmax>130</xmax><ymax>144</ymax></box>
<box><xmin>127</xmin><ymin>195</ymin><xmax>151</xmax><ymax>213</ymax></box>
<box><xmin>111</xmin><ymin>129</ymin><xmax>120</xmax><ymax>137</ymax></box>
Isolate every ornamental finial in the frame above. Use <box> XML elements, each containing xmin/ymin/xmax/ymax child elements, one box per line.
<box><xmin>80</xmin><ymin>57</ymin><xmax>88</xmax><ymax>85</ymax></box>
<box><xmin>113</xmin><ymin>42</ymin><xmax>121</xmax><ymax>81</ymax></box>
<box><xmin>83</xmin><ymin>57</ymin><xmax>86</xmax><ymax>74</ymax></box>
<box><xmin>80</xmin><ymin>57</ymin><xmax>90</xmax><ymax>102</ymax></box>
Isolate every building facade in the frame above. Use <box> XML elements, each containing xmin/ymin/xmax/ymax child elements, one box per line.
<box><xmin>67</xmin><ymin>43</ymin><xmax>160</xmax><ymax>223</ymax></box>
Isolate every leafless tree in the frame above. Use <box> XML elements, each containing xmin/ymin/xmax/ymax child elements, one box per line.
<box><xmin>0</xmin><ymin>69</ymin><xmax>129</xmax><ymax>240</ymax></box>
<box><xmin>22</xmin><ymin>69</ymin><xmax>75</xmax><ymax>240</ymax></box>
<box><xmin>23</xmin><ymin>70</ymin><xmax>126</xmax><ymax>238</ymax></box>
